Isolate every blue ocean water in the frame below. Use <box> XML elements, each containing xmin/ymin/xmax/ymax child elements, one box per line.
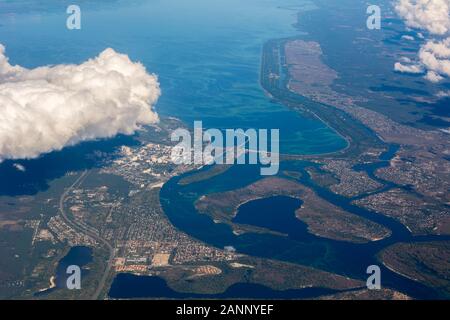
<box><xmin>6</xmin><ymin>0</ymin><xmax>445</xmax><ymax>300</ymax></box>
<box><xmin>0</xmin><ymin>0</ymin><xmax>345</xmax><ymax>157</ymax></box>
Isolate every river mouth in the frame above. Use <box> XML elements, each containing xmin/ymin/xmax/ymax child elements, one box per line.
<box><xmin>1</xmin><ymin>0</ymin><xmax>448</xmax><ymax>301</ymax></box>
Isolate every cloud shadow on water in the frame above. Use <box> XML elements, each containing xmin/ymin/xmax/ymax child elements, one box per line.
<box><xmin>0</xmin><ymin>134</ymin><xmax>139</xmax><ymax>197</ymax></box>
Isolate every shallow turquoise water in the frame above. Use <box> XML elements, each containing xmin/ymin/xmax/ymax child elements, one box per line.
<box><xmin>0</xmin><ymin>0</ymin><xmax>346</xmax><ymax>155</ymax></box>
<box><xmin>3</xmin><ymin>0</ymin><xmax>448</xmax><ymax>300</ymax></box>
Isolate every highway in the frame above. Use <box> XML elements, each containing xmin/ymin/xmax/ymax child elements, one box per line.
<box><xmin>58</xmin><ymin>170</ymin><xmax>115</xmax><ymax>300</ymax></box>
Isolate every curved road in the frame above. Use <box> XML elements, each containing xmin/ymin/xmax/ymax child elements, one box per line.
<box><xmin>58</xmin><ymin>170</ymin><xmax>115</xmax><ymax>300</ymax></box>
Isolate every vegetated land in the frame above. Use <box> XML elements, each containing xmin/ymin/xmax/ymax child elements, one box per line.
<box><xmin>0</xmin><ymin>172</ymin><xmax>111</xmax><ymax>300</ymax></box>
<box><xmin>261</xmin><ymin>37</ymin><xmax>450</xmax><ymax>236</ymax></box>
<box><xmin>2</xmin><ymin>3</ymin><xmax>449</xmax><ymax>300</ymax></box>
<box><xmin>256</xmin><ymin>27</ymin><xmax>450</xmax><ymax>298</ymax></box>
<box><xmin>262</xmin><ymin>39</ymin><xmax>385</xmax><ymax>161</ymax></box>
<box><xmin>296</xmin><ymin>182</ymin><xmax>391</xmax><ymax>243</ymax></box>
<box><xmin>0</xmin><ymin>117</ymin><xmax>206</xmax><ymax>299</ymax></box>
<box><xmin>195</xmin><ymin>177</ymin><xmax>390</xmax><ymax>243</ymax></box>
<box><xmin>353</xmin><ymin>188</ymin><xmax>450</xmax><ymax>235</ymax></box>
<box><xmin>157</xmin><ymin>256</ymin><xmax>365</xmax><ymax>296</ymax></box>
<box><xmin>379</xmin><ymin>241</ymin><xmax>450</xmax><ymax>297</ymax></box>
<box><xmin>317</xmin><ymin>288</ymin><xmax>410</xmax><ymax>300</ymax></box>
<box><xmin>0</xmin><ymin>114</ymin><xmax>393</xmax><ymax>300</ymax></box>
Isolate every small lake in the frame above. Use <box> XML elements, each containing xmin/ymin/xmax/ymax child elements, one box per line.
<box><xmin>35</xmin><ymin>246</ymin><xmax>93</xmax><ymax>296</ymax></box>
<box><xmin>55</xmin><ymin>246</ymin><xmax>93</xmax><ymax>288</ymax></box>
<box><xmin>233</xmin><ymin>196</ymin><xmax>314</xmax><ymax>242</ymax></box>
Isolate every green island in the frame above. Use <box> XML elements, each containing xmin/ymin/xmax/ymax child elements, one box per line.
<box><xmin>379</xmin><ymin>241</ymin><xmax>450</xmax><ymax>298</ymax></box>
<box><xmin>1</xmin><ymin>1</ymin><xmax>449</xmax><ymax>301</ymax></box>
<box><xmin>195</xmin><ymin>177</ymin><xmax>391</xmax><ymax>243</ymax></box>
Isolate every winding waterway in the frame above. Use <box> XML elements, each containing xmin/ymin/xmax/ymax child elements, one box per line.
<box><xmin>1</xmin><ymin>0</ymin><xmax>448</xmax><ymax>299</ymax></box>
<box><xmin>159</xmin><ymin>158</ymin><xmax>450</xmax><ymax>299</ymax></box>
<box><xmin>109</xmin><ymin>273</ymin><xmax>340</xmax><ymax>299</ymax></box>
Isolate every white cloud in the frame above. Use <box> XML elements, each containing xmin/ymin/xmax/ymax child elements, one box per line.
<box><xmin>425</xmin><ymin>70</ymin><xmax>445</xmax><ymax>82</ymax></box>
<box><xmin>394</xmin><ymin>0</ymin><xmax>450</xmax><ymax>82</ymax></box>
<box><xmin>13</xmin><ymin>163</ymin><xmax>26</xmax><ymax>172</ymax></box>
<box><xmin>399</xmin><ymin>56</ymin><xmax>413</xmax><ymax>63</ymax></box>
<box><xmin>0</xmin><ymin>44</ymin><xmax>160</xmax><ymax>161</ymax></box>
<box><xmin>394</xmin><ymin>61</ymin><xmax>424</xmax><ymax>73</ymax></box>
<box><xmin>436</xmin><ymin>89</ymin><xmax>450</xmax><ymax>96</ymax></box>
<box><xmin>401</xmin><ymin>35</ymin><xmax>415</xmax><ymax>40</ymax></box>
<box><xmin>419</xmin><ymin>37</ymin><xmax>450</xmax><ymax>78</ymax></box>
<box><xmin>395</xmin><ymin>0</ymin><xmax>450</xmax><ymax>35</ymax></box>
